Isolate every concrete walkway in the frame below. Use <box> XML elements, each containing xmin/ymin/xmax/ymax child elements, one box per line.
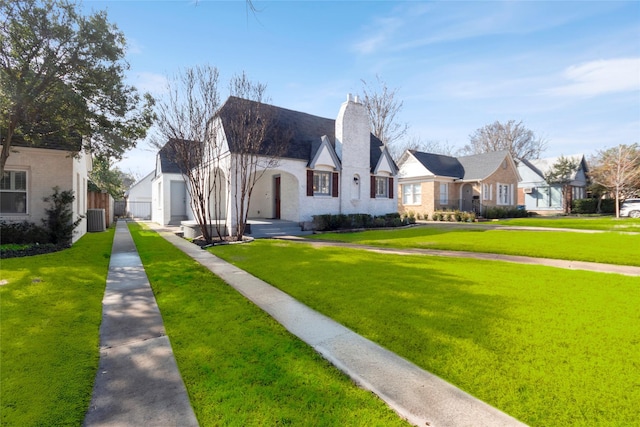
<box><xmin>84</xmin><ymin>221</ymin><xmax>198</xmax><ymax>427</ymax></box>
<box><xmin>148</xmin><ymin>223</ymin><xmax>526</xmax><ymax>427</ymax></box>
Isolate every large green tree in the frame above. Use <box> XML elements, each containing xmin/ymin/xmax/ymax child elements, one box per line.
<box><xmin>0</xmin><ymin>0</ymin><xmax>154</xmax><ymax>175</ymax></box>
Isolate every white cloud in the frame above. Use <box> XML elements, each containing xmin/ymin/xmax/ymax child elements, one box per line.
<box><xmin>545</xmin><ymin>58</ymin><xmax>640</xmax><ymax>97</ymax></box>
<box><xmin>132</xmin><ymin>72</ymin><xmax>168</xmax><ymax>95</ymax></box>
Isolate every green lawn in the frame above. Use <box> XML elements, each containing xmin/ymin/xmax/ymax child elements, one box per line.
<box><xmin>0</xmin><ymin>229</ymin><xmax>114</xmax><ymax>427</ymax></box>
<box><xmin>210</xmin><ymin>239</ymin><xmax>640</xmax><ymax>427</ymax></box>
<box><xmin>497</xmin><ymin>216</ymin><xmax>640</xmax><ymax>232</ymax></box>
<box><xmin>129</xmin><ymin>222</ymin><xmax>408</xmax><ymax>426</ymax></box>
<box><xmin>309</xmin><ymin>226</ymin><xmax>640</xmax><ymax>266</ymax></box>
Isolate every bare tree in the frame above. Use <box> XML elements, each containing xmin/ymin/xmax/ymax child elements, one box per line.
<box><xmin>154</xmin><ymin>65</ymin><xmax>222</xmax><ymax>243</ymax></box>
<box><xmin>588</xmin><ymin>143</ymin><xmax>640</xmax><ymax>218</ymax></box>
<box><xmin>543</xmin><ymin>155</ymin><xmax>580</xmax><ymax>214</ymax></box>
<box><xmin>224</xmin><ymin>72</ymin><xmax>289</xmax><ymax>240</ymax></box>
<box><xmin>463</xmin><ymin>120</ymin><xmax>547</xmax><ymax>162</ymax></box>
<box><xmin>360</xmin><ymin>75</ymin><xmax>408</xmax><ymax>147</ymax></box>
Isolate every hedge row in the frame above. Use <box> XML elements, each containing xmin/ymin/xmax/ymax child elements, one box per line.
<box><xmin>312</xmin><ymin>213</ymin><xmax>413</xmax><ymax>231</ymax></box>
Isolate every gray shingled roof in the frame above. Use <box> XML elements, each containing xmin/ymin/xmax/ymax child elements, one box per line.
<box><xmin>6</xmin><ymin>133</ymin><xmax>83</xmax><ymax>152</ymax></box>
<box><xmin>457</xmin><ymin>150</ymin><xmax>510</xmax><ymax>180</ymax></box>
<box><xmin>410</xmin><ymin>151</ymin><xmax>465</xmax><ymax>177</ymax></box>
<box><xmin>157</xmin><ymin>139</ymin><xmax>200</xmax><ymax>175</ymax></box>
<box><xmin>217</xmin><ymin>96</ymin><xmax>390</xmax><ymax>171</ymax></box>
<box><xmin>410</xmin><ymin>150</ymin><xmax>510</xmax><ymax>180</ymax></box>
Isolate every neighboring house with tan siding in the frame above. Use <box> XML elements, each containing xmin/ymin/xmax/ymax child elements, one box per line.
<box><xmin>397</xmin><ymin>150</ymin><xmax>520</xmax><ymax>218</ymax></box>
<box><xmin>1</xmin><ymin>142</ymin><xmax>91</xmax><ymax>243</ymax></box>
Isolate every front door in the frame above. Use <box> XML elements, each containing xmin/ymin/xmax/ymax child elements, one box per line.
<box><xmin>274</xmin><ymin>176</ymin><xmax>281</xmax><ymax>219</ymax></box>
<box><xmin>170</xmin><ymin>181</ymin><xmax>186</xmax><ymax>218</ymax></box>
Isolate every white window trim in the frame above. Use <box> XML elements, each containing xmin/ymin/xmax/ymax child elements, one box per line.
<box><xmin>497</xmin><ymin>182</ymin><xmax>512</xmax><ymax>206</ymax></box>
<box><xmin>402</xmin><ymin>183</ymin><xmax>421</xmax><ymax>205</ymax></box>
<box><xmin>439</xmin><ymin>183</ymin><xmax>448</xmax><ymax>204</ymax></box>
<box><xmin>1</xmin><ymin>170</ymin><xmax>28</xmax><ymax>215</ymax></box>
<box><xmin>482</xmin><ymin>183</ymin><xmax>492</xmax><ymax>201</ymax></box>
<box><xmin>375</xmin><ymin>176</ymin><xmax>389</xmax><ymax>198</ymax></box>
<box><xmin>313</xmin><ymin>171</ymin><xmax>332</xmax><ymax>196</ymax></box>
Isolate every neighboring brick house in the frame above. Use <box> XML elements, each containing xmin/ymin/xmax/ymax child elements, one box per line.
<box><xmin>0</xmin><ymin>139</ymin><xmax>91</xmax><ymax>243</ymax></box>
<box><xmin>154</xmin><ymin>94</ymin><xmax>398</xmax><ymax>233</ymax></box>
<box><xmin>397</xmin><ymin>150</ymin><xmax>520</xmax><ymax>218</ymax></box>
<box><xmin>517</xmin><ymin>154</ymin><xmax>588</xmax><ymax>215</ymax></box>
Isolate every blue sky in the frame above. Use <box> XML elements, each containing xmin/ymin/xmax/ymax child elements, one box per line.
<box><xmin>82</xmin><ymin>1</ymin><xmax>640</xmax><ymax>178</ymax></box>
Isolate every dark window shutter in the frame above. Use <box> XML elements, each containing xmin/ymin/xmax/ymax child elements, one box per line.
<box><xmin>370</xmin><ymin>175</ymin><xmax>376</xmax><ymax>198</ymax></box>
<box><xmin>332</xmin><ymin>172</ymin><xmax>339</xmax><ymax>197</ymax></box>
<box><xmin>388</xmin><ymin>177</ymin><xmax>394</xmax><ymax>199</ymax></box>
<box><xmin>306</xmin><ymin>170</ymin><xmax>313</xmax><ymax>196</ymax></box>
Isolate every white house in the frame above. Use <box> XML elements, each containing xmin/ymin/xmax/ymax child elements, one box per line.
<box><xmin>154</xmin><ymin>94</ymin><xmax>398</xmax><ymax>235</ymax></box>
<box><xmin>124</xmin><ymin>171</ymin><xmax>153</xmax><ymax>219</ymax></box>
<box><xmin>517</xmin><ymin>154</ymin><xmax>589</xmax><ymax>214</ymax></box>
<box><xmin>1</xmin><ymin>140</ymin><xmax>91</xmax><ymax>243</ymax></box>
<box><xmin>151</xmin><ymin>142</ymin><xmax>188</xmax><ymax>226</ymax></box>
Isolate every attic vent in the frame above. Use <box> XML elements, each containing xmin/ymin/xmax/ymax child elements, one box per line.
<box><xmin>87</xmin><ymin>209</ymin><xmax>106</xmax><ymax>232</ymax></box>
<box><xmin>523</xmin><ymin>187</ymin><xmax>534</xmax><ymax>194</ymax></box>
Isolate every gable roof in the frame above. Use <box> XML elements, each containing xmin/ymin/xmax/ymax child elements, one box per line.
<box><xmin>217</xmin><ymin>96</ymin><xmax>392</xmax><ymax>172</ymax></box>
<box><xmin>409</xmin><ymin>151</ymin><xmax>464</xmax><ymax>178</ymax></box>
<box><xmin>520</xmin><ymin>154</ymin><xmax>586</xmax><ymax>181</ymax></box>
<box><xmin>408</xmin><ymin>150</ymin><xmax>513</xmax><ymax>180</ymax></box>
<box><xmin>157</xmin><ymin>139</ymin><xmax>201</xmax><ymax>175</ymax></box>
<box><xmin>457</xmin><ymin>150</ymin><xmax>512</xmax><ymax>180</ymax></box>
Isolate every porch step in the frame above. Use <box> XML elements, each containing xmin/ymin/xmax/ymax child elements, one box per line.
<box><xmin>246</xmin><ymin>220</ymin><xmax>312</xmax><ymax>239</ymax></box>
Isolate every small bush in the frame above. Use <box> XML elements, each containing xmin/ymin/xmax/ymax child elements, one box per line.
<box><xmin>483</xmin><ymin>206</ymin><xmax>528</xmax><ymax>219</ymax></box>
<box><xmin>0</xmin><ymin>221</ymin><xmax>50</xmax><ymax>244</ymax></box>
<box><xmin>312</xmin><ymin>213</ymin><xmax>407</xmax><ymax>231</ymax></box>
<box><xmin>572</xmin><ymin>198</ymin><xmax>597</xmax><ymax>214</ymax></box>
<box><xmin>43</xmin><ymin>187</ymin><xmax>83</xmax><ymax>246</ymax></box>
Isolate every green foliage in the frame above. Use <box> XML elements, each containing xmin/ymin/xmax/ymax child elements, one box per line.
<box><xmin>129</xmin><ymin>222</ymin><xmax>408</xmax><ymax>426</ymax></box>
<box><xmin>211</xmin><ymin>239</ymin><xmax>640</xmax><ymax>426</ymax></box>
<box><xmin>483</xmin><ymin>206</ymin><xmax>528</xmax><ymax>219</ymax></box>
<box><xmin>432</xmin><ymin>210</ymin><xmax>476</xmax><ymax>222</ymax></box>
<box><xmin>88</xmin><ymin>156</ymin><xmax>137</xmax><ymax>198</ymax></box>
<box><xmin>0</xmin><ymin>228</ymin><xmax>113</xmax><ymax>426</ymax></box>
<box><xmin>0</xmin><ymin>220</ymin><xmax>49</xmax><ymax>244</ymax></box>
<box><xmin>43</xmin><ymin>187</ymin><xmax>83</xmax><ymax>246</ymax></box>
<box><xmin>312</xmin><ymin>212</ymin><xmax>408</xmax><ymax>231</ymax></box>
<box><xmin>0</xmin><ymin>0</ymin><xmax>155</xmax><ymax>173</ymax></box>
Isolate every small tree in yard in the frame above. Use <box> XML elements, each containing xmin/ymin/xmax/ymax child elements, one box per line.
<box><xmin>588</xmin><ymin>143</ymin><xmax>640</xmax><ymax>218</ymax></box>
<box><xmin>224</xmin><ymin>73</ymin><xmax>289</xmax><ymax>240</ymax></box>
<box><xmin>543</xmin><ymin>155</ymin><xmax>580</xmax><ymax>214</ymax></box>
<box><xmin>154</xmin><ymin>65</ymin><xmax>222</xmax><ymax>243</ymax></box>
<box><xmin>43</xmin><ymin>187</ymin><xmax>82</xmax><ymax>245</ymax></box>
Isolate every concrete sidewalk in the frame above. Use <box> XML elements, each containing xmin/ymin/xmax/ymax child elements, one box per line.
<box><xmin>84</xmin><ymin>221</ymin><xmax>198</xmax><ymax>427</ymax></box>
<box><xmin>149</xmin><ymin>223</ymin><xmax>526</xmax><ymax>427</ymax></box>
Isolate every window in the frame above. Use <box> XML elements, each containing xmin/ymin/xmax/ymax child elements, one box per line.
<box><xmin>402</xmin><ymin>184</ymin><xmax>421</xmax><ymax>205</ymax></box>
<box><xmin>482</xmin><ymin>183</ymin><xmax>492</xmax><ymax>201</ymax></box>
<box><xmin>1</xmin><ymin>170</ymin><xmax>27</xmax><ymax>214</ymax></box>
<box><xmin>375</xmin><ymin>176</ymin><xmax>388</xmax><ymax>197</ymax></box>
<box><xmin>313</xmin><ymin>171</ymin><xmax>331</xmax><ymax>196</ymax></box>
<box><xmin>439</xmin><ymin>183</ymin><xmax>448</xmax><ymax>204</ymax></box>
<box><xmin>497</xmin><ymin>183</ymin><xmax>512</xmax><ymax>205</ymax></box>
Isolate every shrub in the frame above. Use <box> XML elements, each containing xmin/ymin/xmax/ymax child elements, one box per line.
<box><xmin>0</xmin><ymin>221</ymin><xmax>50</xmax><ymax>244</ymax></box>
<box><xmin>483</xmin><ymin>206</ymin><xmax>528</xmax><ymax>219</ymax></box>
<box><xmin>312</xmin><ymin>213</ymin><xmax>407</xmax><ymax>231</ymax></box>
<box><xmin>572</xmin><ymin>198</ymin><xmax>597</xmax><ymax>214</ymax></box>
<box><xmin>42</xmin><ymin>187</ymin><xmax>83</xmax><ymax>246</ymax></box>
